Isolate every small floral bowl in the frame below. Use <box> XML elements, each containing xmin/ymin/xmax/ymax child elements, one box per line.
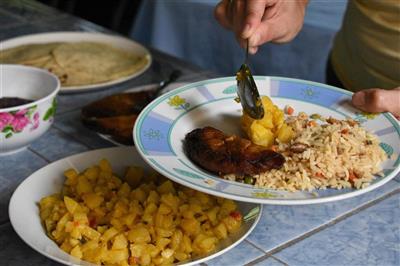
<box><xmin>0</xmin><ymin>65</ymin><xmax>60</xmax><ymax>155</ymax></box>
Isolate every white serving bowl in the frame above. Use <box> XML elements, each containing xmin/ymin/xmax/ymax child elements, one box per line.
<box><xmin>0</xmin><ymin>64</ymin><xmax>60</xmax><ymax>154</ymax></box>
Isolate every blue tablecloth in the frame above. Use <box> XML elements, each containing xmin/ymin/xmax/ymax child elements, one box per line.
<box><xmin>131</xmin><ymin>0</ymin><xmax>348</xmax><ymax>83</ymax></box>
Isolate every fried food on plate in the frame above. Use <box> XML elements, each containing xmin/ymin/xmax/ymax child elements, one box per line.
<box><xmin>185</xmin><ymin>126</ymin><xmax>285</xmax><ymax>176</ymax></box>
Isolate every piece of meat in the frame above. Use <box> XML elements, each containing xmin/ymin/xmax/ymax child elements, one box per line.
<box><xmin>185</xmin><ymin>127</ymin><xmax>285</xmax><ymax>176</ymax></box>
<box><xmin>81</xmin><ymin>91</ymin><xmax>155</xmax><ymax>145</ymax></box>
<box><xmin>81</xmin><ymin>91</ymin><xmax>153</xmax><ymax>118</ymax></box>
<box><xmin>81</xmin><ymin>114</ymin><xmax>137</xmax><ymax>145</ymax></box>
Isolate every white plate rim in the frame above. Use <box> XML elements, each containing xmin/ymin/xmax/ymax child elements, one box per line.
<box><xmin>8</xmin><ymin>146</ymin><xmax>262</xmax><ymax>266</ymax></box>
<box><xmin>0</xmin><ymin>32</ymin><xmax>152</xmax><ymax>93</ymax></box>
<box><xmin>133</xmin><ymin>76</ymin><xmax>400</xmax><ymax>205</ymax></box>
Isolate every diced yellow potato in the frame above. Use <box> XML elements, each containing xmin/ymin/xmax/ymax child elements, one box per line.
<box><xmin>157</xmin><ymin>180</ymin><xmax>176</xmax><ymax>195</ymax></box>
<box><xmin>39</xmin><ymin>158</ymin><xmax>244</xmax><ymax>265</ymax></box>
<box><xmin>81</xmin><ymin>240</ymin><xmax>98</xmax><ymax>252</ymax></box>
<box><xmin>112</xmin><ymin>233</ymin><xmax>128</xmax><ymax>250</ymax></box>
<box><xmin>146</xmin><ymin>190</ymin><xmax>160</xmax><ymax>205</ymax></box>
<box><xmin>277</xmin><ymin>123</ymin><xmax>295</xmax><ymax>143</ymax></box>
<box><xmin>146</xmin><ymin>243</ymin><xmax>160</xmax><ymax>258</ymax></box>
<box><xmin>76</xmin><ymin>175</ymin><xmax>92</xmax><ymax>195</ymax></box>
<box><xmin>272</xmin><ymin>109</ymin><xmax>285</xmax><ymax>127</ymax></box>
<box><xmin>81</xmin><ymin>225</ymin><xmax>101</xmax><ymax>240</ymax></box>
<box><xmin>131</xmin><ymin>188</ymin><xmax>146</xmax><ymax>203</ymax></box>
<box><xmin>181</xmin><ymin>209</ymin><xmax>194</xmax><ymax>219</ymax></box>
<box><xmin>157</xmin><ymin>213</ymin><xmax>173</xmax><ymax>229</ymax></box>
<box><xmin>73</xmin><ymin>212</ymin><xmax>88</xmax><ymax>225</ymax></box>
<box><xmin>158</xmin><ymin>203</ymin><xmax>172</xmax><ymax>215</ymax></box>
<box><xmin>101</xmin><ymin>227</ymin><xmax>119</xmax><ymax>242</ymax></box>
<box><xmin>220</xmin><ymin>199</ymin><xmax>237</xmax><ymax>215</ymax></box>
<box><xmin>188</xmin><ymin>202</ymin><xmax>202</xmax><ymax>214</ymax></box>
<box><xmin>84</xmin><ymin>166</ymin><xmax>99</xmax><ymax>181</ymax></box>
<box><xmin>70</xmin><ymin>245</ymin><xmax>83</xmax><ymax>259</ymax></box>
<box><xmin>241</xmin><ymin>96</ymin><xmax>294</xmax><ymax>147</ymax></box>
<box><xmin>222</xmin><ymin>215</ymin><xmax>242</xmax><ymax>233</ymax></box>
<box><xmin>206</xmin><ymin>206</ymin><xmax>220</xmax><ymax>226</ymax></box>
<box><xmin>156</xmin><ymin>237</ymin><xmax>171</xmax><ymax>250</ymax></box>
<box><xmin>60</xmin><ymin>240</ymin><xmax>73</xmax><ymax>253</ymax></box>
<box><xmin>96</xmin><ymin>225</ymin><xmax>107</xmax><ymax>234</ymax></box>
<box><xmin>194</xmin><ymin>234</ymin><xmax>217</xmax><ymax>254</ymax></box>
<box><xmin>144</xmin><ymin>202</ymin><xmax>158</xmax><ymax>214</ymax></box>
<box><xmin>258</xmin><ymin>112</ymin><xmax>274</xmax><ymax>130</ymax></box>
<box><xmin>213</xmin><ymin>222</ymin><xmax>228</xmax><ymax>239</ymax></box>
<box><xmin>139</xmin><ymin>253</ymin><xmax>152</xmax><ymax>266</ymax></box>
<box><xmin>82</xmin><ymin>193</ymin><xmax>103</xmax><ymax>209</ymax></box>
<box><xmin>69</xmin><ymin>238</ymin><xmax>80</xmax><ymax>247</ymax></box>
<box><xmin>104</xmin><ymin>248</ymin><xmax>129</xmax><ymax>263</ymax></box>
<box><xmin>156</xmin><ymin>227</ymin><xmax>173</xmax><ymax>238</ymax></box>
<box><xmin>249</xmin><ymin>122</ymin><xmax>275</xmax><ymax>147</ymax></box>
<box><xmin>64</xmin><ymin>196</ymin><xmax>79</xmax><ymax>214</ymax></box>
<box><xmin>180</xmin><ymin>218</ymin><xmax>200</xmax><ymax>236</ymax></box>
<box><xmin>127</xmin><ymin>227</ymin><xmax>151</xmax><ymax>243</ymax></box>
<box><xmin>124</xmin><ymin>166</ymin><xmax>144</xmax><ymax>188</ymax></box>
<box><xmin>261</xmin><ymin>95</ymin><xmax>274</xmax><ymax>109</ymax></box>
<box><xmin>174</xmin><ymin>251</ymin><xmax>189</xmax><ymax>261</ymax></box>
<box><xmin>117</xmin><ymin>182</ymin><xmax>131</xmax><ymax>198</ymax></box>
<box><xmin>161</xmin><ymin>248</ymin><xmax>174</xmax><ymax>259</ymax></box>
<box><xmin>170</xmin><ymin>229</ymin><xmax>183</xmax><ymax>250</ymax></box>
<box><xmin>130</xmin><ymin>243</ymin><xmax>146</xmax><ymax>257</ymax></box>
<box><xmin>55</xmin><ymin>213</ymin><xmax>71</xmax><ymax>233</ymax></box>
<box><xmin>110</xmin><ymin>217</ymin><xmax>124</xmax><ymax>231</ymax></box>
<box><xmin>98</xmin><ymin>158</ymin><xmax>112</xmax><ymax>173</ymax></box>
<box><xmin>122</xmin><ymin>212</ymin><xmax>137</xmax><ymax>227</ymax></box>
<box><xmin>64</xmin><ymin>169</ymin><xmax>78</xmax><ymax>186</ymax></box>
<box><xmin>113</xmin><ymin>200</ymin><xmax>129</xmax><ymax>218</ymax></box>
<box><xmin>160</xmin><ymin>193</ymin><xmax>179</xmax><ymax>213</ymax></box>
<box><xmin>70</xmin><ymin>227</ymin><xmax>82</xmax><ymax>240</ymax></box>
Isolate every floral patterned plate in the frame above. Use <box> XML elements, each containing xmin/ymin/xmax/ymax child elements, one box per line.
<box><xmin>133</xmin><ymin>76</ymin><xmax>400</xmax><ymax>204</ymax></box>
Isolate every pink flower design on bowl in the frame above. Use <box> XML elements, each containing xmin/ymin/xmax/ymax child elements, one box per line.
<box><xmin>1</xmin><ymin>105</ymin><xmax>41</xmax><ymax>138</ymax></box>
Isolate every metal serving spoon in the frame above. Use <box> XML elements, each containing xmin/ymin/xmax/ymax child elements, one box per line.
<box><xmin>236</xmin><ymin>39</ymin><xmax>264</xmax><ymax>119</ymax></box>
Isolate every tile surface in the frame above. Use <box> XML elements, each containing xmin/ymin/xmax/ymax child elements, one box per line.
<box><xmin>274</xmin><ymin>193</ymin><xmax>400</xmax><ymax>266</ymax></box>
<box><xmin>0</xmin><ymin>1</ymin><xmax>399</xmax><ymax>266</ymax></box>
<box><xmin>29</xmin><ymin>127</ymin><xmax>89</xmax><ymax>162</ymax></box>
<box><xmin>54</xmin><ymin>110</ymin><xmax>115</xmax><ymax>149</ymax></box>
<box><xmin>247</xmin><ymin>180</ymin><xmax>400</xmax><ymax>252</ymax></box>
<box><xmin>0</xmin><ymin>223</ymin><xmax>62</xmax><ymax>266</ymax></box>
<box><xmin>0</xmin><ymin>150</ymin><xmax>48</xmax><ymax>223</ymax></box>
<box><xmin>206</xmin><ymin>240</ymin><xmax>265</xmax><ymax>266</ymax></box>
<box><xmin>253</xmin><ymin>257</ymin><xmax>287</xmax><ymax>266</ymax></box>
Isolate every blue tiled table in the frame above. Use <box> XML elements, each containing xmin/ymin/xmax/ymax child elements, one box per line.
<box><xmin>1</xmin><ymin>1</ymin><xmax>399</xmax><ymax>266</ymax></box>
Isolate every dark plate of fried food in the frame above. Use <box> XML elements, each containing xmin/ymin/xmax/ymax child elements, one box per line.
<box><xmin>81</xmin><ymin>79</ymin><xmax>185</xmax><ymax>145</ymax></box>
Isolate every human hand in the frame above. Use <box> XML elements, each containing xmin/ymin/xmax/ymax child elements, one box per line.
<box><xmin>214</xmin><ymin>0</ymin><xmax>308</xmax><ymax>54</ymax></box>
<box><xmin>352</xmin><ymin>88</ymin><xmax>400</xmax><ymax>119</ymax></box>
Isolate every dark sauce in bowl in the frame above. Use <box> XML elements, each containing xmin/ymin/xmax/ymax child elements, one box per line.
<box><xmin>0</xmin><ymin>97</ymin><xmax>34</xmax><ymax>109</ymax></box>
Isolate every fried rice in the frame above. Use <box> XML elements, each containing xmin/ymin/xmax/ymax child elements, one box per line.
<box><xmin>226</xmin><ymin>113</ymin><xmax>387</xmax><ymax>192</ymax></box>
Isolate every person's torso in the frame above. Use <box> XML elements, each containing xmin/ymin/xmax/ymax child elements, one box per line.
<box><xmin>331</xmin><ymin>0</ymin><xmax>400</xmax><ymax>91</ymax></box>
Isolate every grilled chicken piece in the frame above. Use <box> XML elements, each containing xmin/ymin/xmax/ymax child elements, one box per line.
<box><xmin>185</xmin><ymin>127</ymin><xmax>285</xmax><ymax>176</ymax></box>
<box><xmin>81</xmin><ymin>114</ymin><xmax>137</xmax><ymax>145</ymax></box>
<box><xmin>81</xmin><ymin>91</ymin><xmax>152</xmax><ymax>118</ymax></box>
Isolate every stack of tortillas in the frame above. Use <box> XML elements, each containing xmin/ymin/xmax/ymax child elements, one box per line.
<box><xmin>0</xmin><ymin>42</ymin><xmax>149</xmax><ymax>86</ymax></box>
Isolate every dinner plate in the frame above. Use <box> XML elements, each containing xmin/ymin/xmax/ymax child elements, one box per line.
<box><xmin>0</xmin><ymin>32</ymin><xmax>152</xmax><ymax>93</ymax></box>
<box><xmin>9</xmin><ymin>147</ymin><xmax>261</xmax><ymax>266</ymax></box>
<box><xmin>133</xmin><ymin>76</ymin><xmax>400</xmax><ymax>205</ymax></box>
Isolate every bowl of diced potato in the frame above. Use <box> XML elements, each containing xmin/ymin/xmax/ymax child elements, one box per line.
<box><xmin>9</xmin><ymin>147</ymin><xmax>261</xmax><ymax>266</ymax></box>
